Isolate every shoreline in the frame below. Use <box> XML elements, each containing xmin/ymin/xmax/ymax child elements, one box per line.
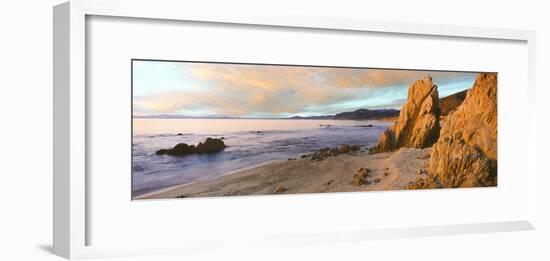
<box><xmin>133</xmin><ymin>159</ymin><xmax>283</xmax><ymax>199</ymax></box>
<box><xmin>137</xmin><ymin>147</ymin><xmax>431</xmax><ymax>200</ymax></box>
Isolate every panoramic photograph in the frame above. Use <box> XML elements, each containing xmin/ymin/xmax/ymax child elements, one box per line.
<box><xmin>131</xmin><ymin>60</ymin><xmax>497</xmax><ymax>200</ymax></box>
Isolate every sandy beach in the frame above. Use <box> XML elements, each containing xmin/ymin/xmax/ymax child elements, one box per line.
<box><xmin>138</xmin><ymin>147</ymin><xmax>431</xmax><ymax>199</ymax></box>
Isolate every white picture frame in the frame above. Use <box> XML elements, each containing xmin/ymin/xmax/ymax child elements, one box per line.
<box><xmin>53</xmin><ymin>0</ymin><xmax>537</xmax><ymax>259</ymax></box>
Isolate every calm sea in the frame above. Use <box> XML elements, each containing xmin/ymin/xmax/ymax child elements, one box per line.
<box><xmin>132</xmin><ymin>118</ymin><xmax>390</xmax><ymax>196</ymax></box>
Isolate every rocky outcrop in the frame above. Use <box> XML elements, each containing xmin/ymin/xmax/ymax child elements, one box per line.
<box><xmin>195</xmin><ymin>138</ymin><xmax>227</xmax><ymax>153</ymax></box>
<box><xmin>310</xmin><ymin>144</ymin><xmax>361</xmax><ymax>161</ymax></box>
<box><xmin>156</xmin><ymin>137</ymin><xmax>226</xmax><ymax>156</ymax></box>
<box><xmin>273</xmin><ymin>185</ymin><xmax>287</xmax><ymax>193</ymax></box>
<box><xmin>370</xmin><ymin>76</ymin><xmax>441</xmax><ymax>153</ymax></box>
<box><xmin>351</xmin><ymin>167</ymin><xmax>370</xmax><ymax>186</ymax></box>
<box><xmin>427</xmin><ymin>73</ymin><xmax>497</xmax><ymax>187</ymax></box>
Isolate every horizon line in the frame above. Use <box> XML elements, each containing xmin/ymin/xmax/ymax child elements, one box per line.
<box><xmin>132</xmin><ymin>108</ymin><xmax>402</xmax><ymax>119</ymax></box>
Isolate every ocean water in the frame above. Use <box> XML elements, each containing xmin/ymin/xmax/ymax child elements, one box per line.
<box><xmin>132</xmin><ymin>119</ymin><xmax>391</xmax><ymax>197</ymax></box>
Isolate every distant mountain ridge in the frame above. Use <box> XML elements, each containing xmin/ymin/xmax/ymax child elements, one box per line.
<box><xmin>289</xmin><ymin>115</ymin><xmax>334</xmax><ymax>120</ymax></box>
<box><xmin>439</xmin><ymin>90</ymin><xmax>468</xmax><ymax>116</ymax></box>
<box><xmin>288</xmin><ymin>108</ymin><xmax>400</xmax><ymax>120</ymax></box>
<box><xmin>332</xmin><ymin>108</ymin><xmax>400</xmax><ymax>120</ymax></box>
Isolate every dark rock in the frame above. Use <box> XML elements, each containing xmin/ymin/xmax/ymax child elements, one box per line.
<box><xmin>157</xmin><ymin>137</ymin><xmax>226</xmax><ymax>156</ymax></box>
<box><xmin>338</xmin><ymin>144</ymin><xmax>351</xmax><ymax>154</ymax></box>
<box><xmin>273</xmin><ymin>186</ymin><xmax>286</xmax><ymax>193</ymax></box>
<box><xmin>349</xmin><ymin>145</ymin><xmax>361</xmax><ymax>152</ymax></box>
<box><xmin>166</xmin><ymin>143</ymin><xmax>196</xmax><ymax>156</ymax></box>
<box><xmin>195</xmin><ymin>137</ymin><xmax>227</xmax><ymax>153</ymax></box>
<box><xmin>177</xmin><ymin>133</ymin><xmax>183</xmax><ymax>136</ymax></box>
<box><xmin>155</xmin><ymin>149</ymin><xmax>168</xmax><ymax>155</ymax></box>
<box><xmin>351</xmin><ymin>167</ymin><xmax>369</xmax><ymax>186</ymax></box>
<box><xmin>311</xmin><ymin>147</ymin><xmax>331</xmax><ymax>161</ymax></box>
<box><xmin>406</xmin><ymin>176</ymin><xmax>439</xmax><ymax>190</ymax></box>
<box><xmin>374</xmin><ymin>178</ymin><xmax>381</xmax><ymax>183</ymax></box>
<box><xmin>310</xmin><ymin>144</ymin><xmax>361</xmax><ymax>161</ymax></box>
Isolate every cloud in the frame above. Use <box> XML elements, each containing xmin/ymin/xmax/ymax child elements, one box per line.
<box><xmin>133</xmin><ymin>62</ymin><xmax>478</xmax><ymax>117</ymax></box>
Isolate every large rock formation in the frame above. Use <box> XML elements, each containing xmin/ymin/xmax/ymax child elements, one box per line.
<box><xmin>427</xmin><ymin>72</ymin><xmax>497</xmax><ymax>187</ymax></box>
<box><xmin>370</xmin><ymin>76</ymin><xmax>441</xmax><ymax>153</ymax></box>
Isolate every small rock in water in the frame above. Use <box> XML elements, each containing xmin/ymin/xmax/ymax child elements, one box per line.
<box><xmin>162</xmin><ymin>143</ymin><xmax>196</xmax><ymax>155</ymax></box>
<box><xmin>176</xmin><ymin>194</ymin><xmax>186</xmax><ymax>198</ymax></box>
<box><xmin>338</xmin><ymin>144</ymin><xmax>351</xmax><ymax>154</ymax></box>
<box><xmin>349</xmin><ymin>145</ymin><xmax>361</xmax><ymax>152</ymax></box>
<box><xmin>310</xmin><ymin>144</ymin><xmax>361</xmax><ymax>161</ymax></box>
<box><xmin>177</xmin><ymin>133</ymin><xmax>183</xmax><ymax>136</ymax></box>
<box><xmin>311</xmin><ymin>147</ymin><xmax>330</xmax><ymax>161</ymax></box>
<box><xmin>273</xmin><ymin>186</ymin><xmax>287</xmax><ymax>193</ymax></box>
<box><xmin>301</xmin><ymin>154</ymin><xmax>309</xmax><ymax>158</ymax></box>
<box><xmin>156</xmin><ymin>137</ymin><xmax>226</xmax><ymax>156</ymax></box>
<box><xmin>196</xmin><ymin>137</ymin><xmax>227</xmax><ymax>153</ymax></box>
<box><xmin>155</xmin><ymin>149</ymin><xmax>168</xmax><ymax>155</ymax></box>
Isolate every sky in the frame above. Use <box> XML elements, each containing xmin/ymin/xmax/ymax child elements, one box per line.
<box><xmin>132</xmin><ymin>60</ymin><xmax>479</xmax><ymax>118</ymax></box>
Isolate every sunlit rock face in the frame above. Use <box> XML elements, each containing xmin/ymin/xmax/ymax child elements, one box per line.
<box><xmin>428</xmin><ymin>72</ymin><xmax>497</xmax><ymax>188</ymax></box>
<box><xmin>370</xmin><ymin>76</ymin><xmax>441</xmax><ymax>153</ymax></box>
